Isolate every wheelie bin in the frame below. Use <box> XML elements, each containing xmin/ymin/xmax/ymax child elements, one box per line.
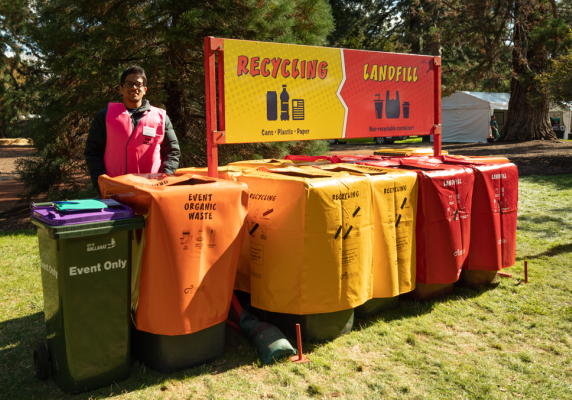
<box><xmin>31</xmin><ymin>200</ymin><xmax>144</xmax><ymax>393</ymax></box>
<box><xmin>98</xmin><ymin>173</ymin><xmax>249</xmax><ymax>372</ymax></box>
<box><xmin>235</xmin><ymin>167</ymin><xmax>374</xmax><ymax>340</ymax></box>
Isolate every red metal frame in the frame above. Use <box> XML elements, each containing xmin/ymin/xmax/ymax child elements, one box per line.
<box><xmin>205</xmin><ymin>36</ymin><xmax>443</xmax><ymax>175</ymax></box>
<box><xmin>206</xmin><ymin>37</ymin><xmax>443</xmax><ymax>334</ymax></box>
<box><xmin>433</xmin><ymin>56</ymin><xmax>442</xmax><ymax>156</ymax></box>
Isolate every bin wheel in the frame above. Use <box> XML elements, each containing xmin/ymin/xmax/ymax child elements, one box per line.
<box><xmin>374</xmin><ymin>137</ymin><xmax>384</xmax><ymax>145</ymax></box>
<box><xmin>34</xmin><ymin>341</ymin><xmax>50</xmax><ymax>380</ymax></box>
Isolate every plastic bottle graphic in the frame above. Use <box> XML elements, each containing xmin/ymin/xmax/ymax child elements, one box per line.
<box><xmin>402</xmin><ymin>102</ymin><xmax>410</xmax><ymax>118</ymax></box>
<box><xmin>267</xmin><ymin>91</ymin><xmax>277</xmax><ymax>121</ymax></box>
<box><xmin>280</xmin><ymin>85</ymin><xmax>290</xmax><ymax>121</ymax></box>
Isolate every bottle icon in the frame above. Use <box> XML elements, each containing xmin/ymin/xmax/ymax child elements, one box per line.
<box><xmin>402</xmin><ymin>102</ymin><xmax>410</xmax><ymax>118</ymax></box>
<box><xmin>374</xmin><ymin>94</ymin><xmax>383</xmax><ymax>119</ymax></box>
<box><xmin>385</xmin><ymin>91</ymin><xmax>400</xmax><ymax>119</ymax></box>
<box><xmin>280</xmin><ymin>85</ymin><xmax>290</xmax><ymax>121</ymax></box>
<box><xmin>267</xmin><ymin>91</ymin><xmax>277</xmax><ymax>121</ymax></box>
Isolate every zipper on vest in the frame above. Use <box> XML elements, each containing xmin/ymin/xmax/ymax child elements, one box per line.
<box><xmin>125</xmin><ymin>111</ymin><xmax>144</xmax><ymax>173</ymax></box>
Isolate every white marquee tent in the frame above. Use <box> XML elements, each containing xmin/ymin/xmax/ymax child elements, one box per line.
<box><xmin>438</xmin><ymin>91</ymin><xmax>571</xmax><ymax>143</ymax></box>
<box><xmin>439</xmin><ymin>92</ymin><xmax>509</xmax><ymax>143</ymax></box>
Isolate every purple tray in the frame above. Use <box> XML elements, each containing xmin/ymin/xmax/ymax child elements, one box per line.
<box><xmin>31</xmin><ymin>203</ymin><xmax>137</xmax><ymax>226</ymax></box>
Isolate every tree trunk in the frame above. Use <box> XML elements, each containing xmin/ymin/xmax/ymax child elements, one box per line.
<box><xmin>501</xmin><ymin>1</ymin><xmax>557</xmax><ymax>141</ymax></box>
<box><xmin>502</xmin><ymin>77</ymin><xmax>555</xmax><ymax>141</ymax></box>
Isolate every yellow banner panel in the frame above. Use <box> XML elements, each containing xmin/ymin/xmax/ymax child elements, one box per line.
<box><xmin>224</xmin><ymin>39</ymin><xmax>346</xmax><ymax>143</ymax></box>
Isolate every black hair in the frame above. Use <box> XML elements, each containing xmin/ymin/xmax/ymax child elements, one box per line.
<box><xmin>120</xmin><ymin>65</ymin><xmax>147</xmax><ymax>86</ymax></box>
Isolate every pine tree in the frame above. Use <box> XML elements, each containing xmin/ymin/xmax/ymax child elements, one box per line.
<box><xmin>14</xmin><ymin>0</ymin><xmax>334</xmax><ymax>199</ymax></box>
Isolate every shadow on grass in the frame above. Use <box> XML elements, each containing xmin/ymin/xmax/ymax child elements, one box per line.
<box><xmin>523</xmin><ymin>242</ymin><xmax>572</xmax><ymax>260</ymax></box>
<box><xmin>353</xmin><ymin>282</ymin><xmax>499</xmax><ymax>330</ymax></box>
<box><xmin>0</xmin><ymin>311</ymin><xmax>49</xmax><ymax>398</ymax></box>
<box><xmin>0</xmin><ymin>310</ymin><xmax>259</xmax><ymax>399</ymax></box>
<box><xmin>0</xmin><ymin>228</ymin><xmax>36</xmax><ymax>238</ymax></box>
<box><xmin>520</xmin><ymin>174</ymin><xmax>572</xmax><ymax>191</ymax></box>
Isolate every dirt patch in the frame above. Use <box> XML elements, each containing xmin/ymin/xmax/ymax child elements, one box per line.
<box><xmin>0</xmin><ymin>145</ymin><xmax>35</xmax><ymax>174</ymax></box>
<box><xmin>0</xmin><ymin>206</ymin><xmax>34</xmax><ymax>232</ymax></box>
<box><xmin>329</xmin><ymin>139</ymin><xmax>572</xmax><ymax>176</ymax></box>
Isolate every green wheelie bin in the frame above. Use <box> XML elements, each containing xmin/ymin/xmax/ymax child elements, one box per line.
<box><xmin>30</xmin><ymin>200</ymin><xmax>144</xmax><ymax>394</ymax></box>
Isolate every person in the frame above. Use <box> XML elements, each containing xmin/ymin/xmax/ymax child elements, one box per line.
<box><xmin>85</xmin><ymin>65</ymin><xmax>180</xmax><ymax>195</ymax></box>
<box><xmin>490</xmin><ymin>115</ymin><xmax>499</xmax><ymax>141</ymax></box>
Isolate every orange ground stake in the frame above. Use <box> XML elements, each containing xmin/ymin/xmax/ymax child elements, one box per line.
<box><xmin>290</xmin><ymin>324</ymin><xmax>310</xmax><ymax>364</ymax></box>
<box><xmin>524</xmin><ymin>260</ymin><xmax>528</xmax><ymax>283</ymax></box>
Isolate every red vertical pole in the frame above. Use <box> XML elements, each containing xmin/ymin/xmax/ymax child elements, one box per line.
<box><xmin>296</xmin><ymin>324</ymin><xmax>303</xmax><ymax>360</ymax></box>
<box><xmin>524</xmin><ymin>260</ymin><xmax>528</xmax><ymax>283</ymax></box>
<box><xmin>290</xmin><ymin>323</ymin><xmax>309</xmax><ymax>363</ymax></box>
<box><xmin>218</xmin><ymin>49</ymin><xmax>226</xmax><ymax>133</ymax></box>
<box><xmin>433</xmin><ymin>56</ymin><xmax>442</xmax><ymax>156</ymax></box>
<box><xmin>204</xmin><ymin>36</ymin><xmax>218</xmax><ymax>178</ymax></box>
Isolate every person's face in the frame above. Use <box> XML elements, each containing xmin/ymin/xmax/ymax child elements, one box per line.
<box><xmin>492</xmin><ymin>116</ymin><xmax>496</xmax><ymax>120</ymax></box>
<box><xmin>120</xmin><ymin>74</ymin><xmax>147</xmax><ymax>105</ymax></box>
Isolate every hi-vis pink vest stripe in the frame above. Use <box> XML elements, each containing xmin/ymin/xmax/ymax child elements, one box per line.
<box><xmin>104</xmin><ymin>103</ymin><xmax>165</xmax><ymax>177</ymax></box>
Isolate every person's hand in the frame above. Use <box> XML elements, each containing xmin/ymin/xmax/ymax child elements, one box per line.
<box><xmin>158</xmin><ymin>173</ymin><xmax>168</xmax><ymax>180</ymax></box>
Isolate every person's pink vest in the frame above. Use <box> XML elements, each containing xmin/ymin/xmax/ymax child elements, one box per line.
<box><xmin>104</xmin><ymin>102</ymin><xmax>165</xmax><ymax>177</ymax></box>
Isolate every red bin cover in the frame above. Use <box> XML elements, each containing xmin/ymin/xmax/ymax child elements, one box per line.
<box><xmin>459</xmin><ymin>163</ymin><xmax>518</xmax><ymax>270</ymax></box>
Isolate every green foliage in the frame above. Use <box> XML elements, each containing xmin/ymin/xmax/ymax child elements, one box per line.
<box><xmin>11</xmin><ymin>0</ymin><xmax>334</xmax><ymax>199</ymax></box>
<box><xmin>328</xmin><ymin>0</ymin><xmax>404</xmax><ymax>52</ymax></box>
<box><xmin>538</xmin><ymin>43</ymin><xmax>572</xmax><ymax>105</ymax></box>
<box><xmin>0</xmin><ymin>0</ymin><xmax>39</xmax><ymax>138</ymax></box>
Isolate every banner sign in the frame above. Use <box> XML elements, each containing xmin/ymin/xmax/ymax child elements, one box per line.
<box><xmin>223</xmin><ymin>39</ymin><xmax>436</xmax><ymax>144</ymax></box>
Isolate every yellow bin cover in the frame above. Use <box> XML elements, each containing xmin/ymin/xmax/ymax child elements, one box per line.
<box><xmin>176</xmin><ymin>166</ymin><xmax>245</xmax><ymax>181</ymax></box>
<box><xmin>236</xmin><ymin>167</ymin><xmax>374</xmax><ymax>314</ymax></box>
<box><xmin>228</xmin><ymin>158</ymin><xmax>294</xmax><ymax>168</ymax></box>
<box><xmin>373</xmin><ymin>147</ymin><xmax>448</xmax><ymax>157</ymax></box>
<box><xmin>99</xmin><ymin>173</ymin><xmax>248</xmax><ymax>335</ymax></box>
<box><xmin>311</xmin><ymin>164</ymin><xmax>418</xmax><ymax>297</ymax></box>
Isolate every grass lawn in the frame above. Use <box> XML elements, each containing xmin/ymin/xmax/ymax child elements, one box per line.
<box><xmin>1</xmin><ymin>175</ymin><xmax>572</xmax><ymax>399</ymax></box>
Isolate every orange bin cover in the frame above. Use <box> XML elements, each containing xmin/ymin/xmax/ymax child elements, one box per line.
<box><xmin>98</xmin><ymin>173</ymin><xmax>249</xmax><ymax>335</ymax></box>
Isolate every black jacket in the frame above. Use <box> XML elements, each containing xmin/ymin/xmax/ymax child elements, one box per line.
<box><xmin>84</xmin><ymin>100</ymin><xmax>180</xmax><ymax>194</ymax></box>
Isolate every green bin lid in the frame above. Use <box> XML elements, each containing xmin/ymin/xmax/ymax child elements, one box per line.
<box><xmin>31</xmin><ymin>216</ymin><xmax>145</xmax><ymax>240</ymax></box>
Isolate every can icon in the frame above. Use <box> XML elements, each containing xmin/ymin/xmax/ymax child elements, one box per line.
<box><xmin>374</xmin><ymin>94</ymin><xmax>383</xmax><ymax>119</ymax></box>
<box><xmin>402</xmin><ymin>101</ymin><xmax>410</xmax><ymax>118</ymax></box>
<box><xmin>267</xmin><ymin>91</ymin><xmax>277</xmax><ymax>121</ymax></box>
